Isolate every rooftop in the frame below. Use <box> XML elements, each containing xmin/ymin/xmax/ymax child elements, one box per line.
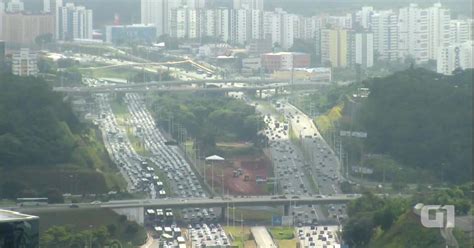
<box><xmin>0</xmin><ymin>209</ymin><xmax>38</xmax><ymax>223</ymax></box>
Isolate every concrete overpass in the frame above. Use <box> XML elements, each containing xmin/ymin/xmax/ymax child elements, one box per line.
<box><xmin>53</xmin><ymin>81</ymin><xmax>331</xmax><ymax>95</ymax></box>
<box><xmin>12</xmin><ymin>195</ymin><xmax>359</xmax><ymax>225</ymax></box>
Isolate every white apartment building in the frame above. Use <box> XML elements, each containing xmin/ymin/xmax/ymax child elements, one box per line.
<box><xmin>141</xmin><ymin>0</ymin><xmax>169</xmax><ymax>36</ymax></box>
<box><xmin>6</xmin><ymin>0</ymin><xmax>23</xmax><ymax>12</ymax></box>
<box><xmin>262</xmin><ymin>9</ymin><xmax>296</xmax><ymax>50</ymax></box>
<box><xmin>230</xmin><ymin>8</ymin><xmax>250</xmax><ymax>45</ymax></box>
<box><xmin>371</xmin><ymin>10</ymin><xmax>398</xmax><ymax>61</ymax></box>
<box><xmin>300</xmin><ymin>16</ymin><xmax>322</xmax><ymax>40</ymax></box>
<box><xmin>56</xmin><ymin>3</ymin><xmax>93</xmax><ymax>40</ymax></box>
<box><xmin>353</xmin><ymin>32</ymin><xmax>374</xmax><ymax>68</ymax></box>
<box><xmin>43</xmin><ymin>0</ymin><xmax>61</xmax><ymax>13</ymax></box>
<box><xmin>450</xmin><ymin>19</ymin><xmax>473</xmax><ymax>44</ymax></box>
<box><xmin>427</xmin><ymin>3</ymin><xmax>451</xmax><ymax>60</ymax></box>
<box><xmin>326</xmin><ymin>14</ymin><xmax>352</xmax><ymax>29</ymax></box>
<box><xmin>233</xmin><ymin>0</ymin><xmax>263</xmax><ymax>11</ymax></box>
<box><xmin>185</xmin><ymin>0</ymin><xmax>206</xmax><ymax>9</ymax></box>
<box><xmin>398</xmin><ymin>4</ymin><xmax>429</xmax><ymax>63</ymax></box>
<box><xmin>215</xmin><ymin>8</ymin><xmax>230</xmax><ymax>42</ymax></box>
<box><xmin>43</xmin><ymin>0</ymin><xmax>50</xmax><ymax>12</ymax></box>
<box><xmin>250</xmin><ymin>9</ymin><xmax>263</xmax><ymax>40</ymax></box>
<box><xmin>263</xmin><ymin>11</ymin><xmax>279</xmax><ymax>44</ymax></box>
<box><xmin>12</xmin><ymin>48</ymin><xmax>38</xmax><ymax>76</ymax></box>
<box><xmin>437</xmin><ymin>41</ymin><xmax>473</xmax><ymax>75</ymax></box>
<box><xmin>281</xmin><ymin>13</ymin><xmax>297</xmax><ymax>49</ymax></box>
<box><xmin>356</xmin><ymin>6</ymin><xmax>374</xmax><ymax>29</ymax></box>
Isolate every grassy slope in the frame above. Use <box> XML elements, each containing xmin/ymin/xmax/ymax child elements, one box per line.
<box><xmin>224</xmin><ymin>226</ymin><xmax>252</xmax><ymax>248</ymax></box>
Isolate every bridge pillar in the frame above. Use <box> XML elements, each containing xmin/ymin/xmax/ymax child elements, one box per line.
<box><xmin>283</xmin><ymin>204</ymin><xmax>290</xmax><ymax>216</ymax></box>
<box><xmin>221</xmin><ymin>206</ymin><xmax>227</xmax><ymax>221</ymax></box>
<box><xmin>258</xmin><ymin>89</ymin><xmax>263</xmax><ymax>99</ymax></box>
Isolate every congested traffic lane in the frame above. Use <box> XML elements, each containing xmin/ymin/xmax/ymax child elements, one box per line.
<box><xmin>278</xmin><ymin>100</ymin><xmax>348</xmax><ymax>221</ymax></box>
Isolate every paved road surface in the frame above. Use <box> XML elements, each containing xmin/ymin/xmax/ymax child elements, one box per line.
<box><xmin>251</xmin><ymin>226</ymin><xmax>276</xmax><ymax>248</ymax></box>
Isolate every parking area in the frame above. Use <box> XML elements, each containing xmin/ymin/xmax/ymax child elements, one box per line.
<box><xmin>187</xmin><ymin>223</ymin><xmax>230</xmax><ymax>247</ymax></box>
<box><xmin>296</xmin><ymin>225</ymin><xmax>341</xmax><ymax>248</ymax></box>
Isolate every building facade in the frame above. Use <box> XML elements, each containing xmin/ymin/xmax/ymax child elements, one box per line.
<box><xmin>350</xmin><ymin>32</ymin><xmax>374</xmax><ymax>68</ymax></box>
<box><xmin>141</xmin><ymin>0</ymin><xmax>169</xmax><ymax>36</ymax></box>
<box><xmin>398</xmin><ymin>4</ymin><xmax>429</xmax><ymax>63</ymax></box>
<box><xmin>0</xmin><ymin>13</ymin><xmax>54</xmax><ymax>45</ymax></box>
<box><xmin>12</xmin><ymin>48</ymin><xmax>38</xmax><ymax>76</ymax></box>
<box><xmin>6</xmin><ymin>0</ymin><xmax>24</xmax><ymax>13</ymax></box>
<box><xmin>427</xmin><ymin>3</ymin><xmax>451</xmax><ymax>60</ymax></box>
<box><xmin>261</xmin><ymin>52</ymin><xmax>310</xmax><ymax>72</ymax></box>
<box><xmin>56</xmin><ymin>3</ymin><xmax>93</xmax><ymax>40</ymax></box>
<box><xmin>321</xmin><ymin>28</ymin><xmax>348</xmax><ymax>67</ymax></box>
<box><xmin>437</xmin><ymin>41</ymin><xmax>473</xmax><ymax>75</ymax></box>
<box><xmin>371</xmin><ymin>10</ymin><xmax>398</xmax><ymax>61</ymax></box>
<box><xmin>450</xmin><ymin>19</ymin><xmax>473</xmax><ymax>44</ymax></box>
<box><xmin>233</xmin><ymin>0</ymin><xmax>263</xmax><ymax>11</ymax></box>
<box><xmin>105</xmin><ymin>24</ymin><xmax>157</xmax><ymax>44</ymax></box>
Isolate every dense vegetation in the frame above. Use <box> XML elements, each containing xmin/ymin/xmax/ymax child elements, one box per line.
<box><xmin>343</xmin><ymin>184</ymin><xmax>472</xmax><ymax>247</ymax></box>
<box><xmin>309</xmin><ymin>69</ymin><xmax>472</xmax><ymax>185</ymax></box>
<box><xmin>0</xmin><ymin>74</ymin><xmax>123</xmax><ymax>198</ymax></box>
<box><xmin>151</xmin><ymin>93</ymin><xmax>264</xmax><ymax>155</ymax></box>
<box><xmin>40</xmin><ymin>212</ymin><xmax>146</xmax><ymax>248</ymax></box>
<box><xmin>357</xmin><ymin>69</ymin><xmax>472</xmax><ymax>183</ymax></box>
<box><xmin>0</xmin><ymin>74</ymin><xmax>80</xmax><ymax>165</ymax></box>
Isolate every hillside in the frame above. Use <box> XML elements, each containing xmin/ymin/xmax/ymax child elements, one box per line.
<box><xmin>357</xmin><ymin>68</ymin><xmax>472</xmax><ymax>184</ymax></box>
<box><xmin>343</xmin><ymin>190</ymin><xmax>472</xmax><ymax>248</ymax></box>
<box><xmin>0</xmin><ymin>74</ymin><xmax>124</xmax><ymax>198</ymax></box>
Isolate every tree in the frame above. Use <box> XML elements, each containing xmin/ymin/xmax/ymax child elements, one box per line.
<box><xmin>1</xmin><ymin>181</ymin><xmax>27</xmax><ymax>199</ymax></box>
<box><xmin>107</xmin><ymin>224</ymin><xmax>118</xmax><ymax>236</ymax></box>
<box><xmin>342</xmin><ymin>214</ymin><xmax>375</xmax><ymax>247</ymax></box>
<box><xmin>35</xmin><ymin>33</ymin><xmax>53</xmax><ymax>48</ymax></box>
<box><xmin>46</xmin><ymin>188</ymin><xmax>64</xmax><ymax>203</ymax></box>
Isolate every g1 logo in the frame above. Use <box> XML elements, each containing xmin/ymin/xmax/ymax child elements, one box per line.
<box><xmin>420</xmin><ymin>205</ymin><xmax>455</xmax><ymax>228</ymax></box>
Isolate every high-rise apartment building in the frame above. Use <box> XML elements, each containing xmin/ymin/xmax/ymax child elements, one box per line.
<box><xmin>321</xmin><ymin>28</ymin><xmax>348</xmax><ymax>67</ymax></box>
<box><xmin>371</xmin><ymin>10</ymin><xmax>398</xmax><ymax>61</ymax></box>
<box><xmin>398</xmin><ymin>4</ymin><xmax>429</xmax><ymax>63</ymax></box>
<box><xmin>450</xmin><ymin>19</ymin><xmax>473</xmax><ymax>44</ymax></box>
<box><xmin>427</xmin><ymin>3</ymin><xmax>451</xmax><ymax>60</ymax></box>
<box><xmin>12</xmin><ymin>48</ymin><xmax>38</xmax><ymax>76</ymax></box>
<box><xmin>349</xmin><ymin>32</ymin><xmax>374</xmax><ymax>68</ymax></box>
<box><xmin>233</xmin><ymin>0</ymin><xmax>263</xmax><ymax>11</ymax></box>
<box><xmin>230</xmin><ymin>8</ymin><xmax>250</xmax><ymax>45</ymax></box>
<box><xmin>185</xmin><ymin>0</ymin><xmax>206</xmax><ymax>9</ymax></box>
<box><xmin>43</xmin><ymin>0</ymin><xmax>50</xmax><ymax>12</ymax></box>
<box><xmin>0</xmin><ymin>13</ymin><xmax>54</xmax><ymax>44</ymax></box>
<box><xmin>250</xmin><ymin>9</ymin><xmax>263</xmax><ymax>40</ymax></box>
<box><xmin>6</xmin><ymin>0</ymin><xmax>23</xmax><ymax>13</ymax></box>
<box><xmin>141</xmin><ymin>0</ymin><xmax>169</xmax><ymax>36</ymax></box>
<box><xmin>437</xmin><ymin>41</ymin><xmax>473</xmax><ymax>75</ymax></box>
<box><xmin>215</xmin><ymin>8</ymin><xmax>230</xmax><ymax>42</ymax></box>
<box><xmin>56</xmin><ymin>3</ymin><xmax>93</xmax><ymax>40</ymax></box>
<box><xmin>355</xmin><ymin>6</ymin><xmax>374</xmax><ymax>29</ymax></box>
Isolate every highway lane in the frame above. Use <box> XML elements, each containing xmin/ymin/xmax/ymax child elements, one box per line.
<box><xmin>254</xmin><ymin>101</ymin><xmax>331</xmax><ymax>225</ymax></box>
<box><xmin>279</xmin><ymin>100</ymin><xmax>348</xmax><ymax>221</ymax></box>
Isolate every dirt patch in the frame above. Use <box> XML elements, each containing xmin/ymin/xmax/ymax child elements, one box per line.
<box><xmin>205</xmin><ymin>155</ymin><xmax>272</xmax><ymax>195</ymax></box>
